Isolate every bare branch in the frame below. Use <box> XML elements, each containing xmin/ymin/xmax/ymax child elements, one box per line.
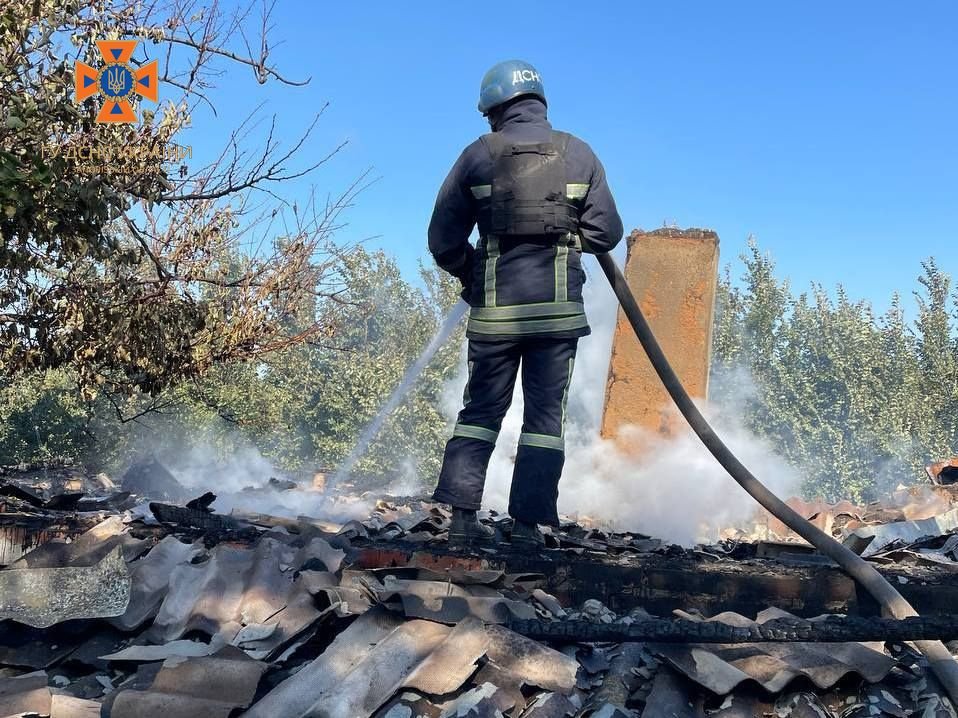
<box><xmin>161</xmin><ymin>32</ymin><xmax>309</xmax><ymax>86</ymax></box>
<box><xmin>159</xmin><ymin>116</ymin><xmax>346</xmax><ymax>202</ymax></box>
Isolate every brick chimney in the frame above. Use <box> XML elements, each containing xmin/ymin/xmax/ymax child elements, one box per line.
<box><xmin>600</xmin><ymin>228</ymin><xmax>720</xmax><ymax>450</ymax></box>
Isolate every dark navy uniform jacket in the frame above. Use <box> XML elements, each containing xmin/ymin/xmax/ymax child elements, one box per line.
<box><xmin>428</xmin><ymin>98</ymin><xmax>624</xmax><ymax>340</ymax></box>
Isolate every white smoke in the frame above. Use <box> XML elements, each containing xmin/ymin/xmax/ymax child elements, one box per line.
<box><xmin>211</xmin><ymin>485</ymin><xmax>375</xmax><ymax>525</ymax></box>
<box><xmin>441</xmin><ymin>256</ymin><xmax>802</xmax><ymax>546</ymax></box>
<box><xmin>147</xmin><ymin>438</ymin><xmax>375</xmax><ymax>524</ymax></box>
<box><xmin>171</xmin><ymin>442</ymin><xmax>280</xmax><ymax>495</ymax></box>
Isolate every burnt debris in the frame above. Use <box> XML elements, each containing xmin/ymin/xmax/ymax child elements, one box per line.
<box><xmin>0</xmin><ymin>460</ymin><xmax>956</xmax><ymax>716</ymax></box>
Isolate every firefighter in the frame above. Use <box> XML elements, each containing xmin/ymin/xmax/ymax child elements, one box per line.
<box><xmin>428</xmin><ymin>59</ymin><xmax>624</xmax><ymax>547</ymax></box>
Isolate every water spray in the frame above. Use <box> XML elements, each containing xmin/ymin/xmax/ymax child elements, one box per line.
<box><xmin>325</xmin><ymin>300</ymin><xmax>469</xmax><ymax>495</ymax></box>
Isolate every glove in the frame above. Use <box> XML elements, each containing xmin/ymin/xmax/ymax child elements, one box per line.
<box><xmin>453</xmin><ymin>244</ymin><xmax>476</xmax><ymax>302</ymax></box>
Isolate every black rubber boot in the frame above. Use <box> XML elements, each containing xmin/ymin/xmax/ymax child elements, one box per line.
<box><xmin>511</xmin><ymin>520</ymin><xmax>544</xmax><ymax>548</ymax></box>
<box><xmin>449</xmin><ymin>508</ymin><xmax>494</xmax><ymax>545</ymax></box>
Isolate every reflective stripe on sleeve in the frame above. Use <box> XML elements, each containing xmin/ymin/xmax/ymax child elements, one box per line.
<box><xmin>470</xmin><ymin>185</ymin><xmax>492</xmax><ymax>199</ymax></box>
<box><xmin>566</xmin><ymin>183</ymin><xmax>590</xmax><ymax>200</ymax></box>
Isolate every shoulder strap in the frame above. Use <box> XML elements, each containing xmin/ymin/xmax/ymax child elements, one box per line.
<box><xmin>479</xmin><ymin>132</ymin><xmax>509</xmax><ymax>162</ymax></box>
<box><xmin>551</xmin><ymin>130</ymin><xmax>572</xmax><ymax>155</ymax></box>
<box><xmin>482</xmin><ymin>131</ymin><xmax>568</xmax><ymax>159</ymax></box>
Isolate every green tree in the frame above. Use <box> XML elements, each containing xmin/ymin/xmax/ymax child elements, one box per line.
<box><xmin>104</xmin><ymin>249</ymin><xmax>458</xmax><ymax>482</ymax></box>
<box><xmin>298</xmin><ymin>249</ymin><xmax>462</xmax><ymax>486</ymax></box>
<box><xmin>0</xmin><ymin>369</ymin><xmax>90</xmax><ymax>465</ymax></box>
<box><xmin>711</xmin><ymin>244</ymin><xmax>958</xmax><ymax>503</ymax></box>
<box><xmin>914</xmin><ymin>260</ymin><xmax>958</xmax><ymax>460</ymax></box>
<box><xmin>1</xmin><ymin>0</ymin><xmax>361</xmax><ymax>403</ymax></box>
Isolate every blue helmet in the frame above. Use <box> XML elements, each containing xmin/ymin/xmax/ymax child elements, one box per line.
<box><xmin>478</xmin><ymin>60</ymin><xmax>546</xmax><ymax>115</ymax></box>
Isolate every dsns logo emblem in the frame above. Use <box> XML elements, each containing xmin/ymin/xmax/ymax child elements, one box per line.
<box><xmin>74</xmin><ymin>40</ymin><xmax>158</xmax><ymax>123</ymax></box>
<box><xmin>511</xmin><ymin>69</ymin><xmax>541</xmax><ymax>86</ymax></box>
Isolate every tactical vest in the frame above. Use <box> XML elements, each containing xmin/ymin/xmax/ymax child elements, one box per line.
<box><xmin>462</xmin><ymin>131</ymin><xmax>591</xmax><ymax>340</ymax></box>
<box><xmin>475</xmin><ymin>131</ymin><xmax>579</xmax><ymax>238</ymax></box>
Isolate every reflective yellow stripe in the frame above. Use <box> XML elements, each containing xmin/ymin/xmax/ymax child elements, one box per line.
<box><xmin>484</xmin><ymin>237</ymin><xmax>500</xmax><ymax>307</ymax></box>
<box><xmin>476</xmin><ymin>184</ymin><xmax>588</xmax><ymax>200</ymax></box>
<box><xmin>467</xmin><ymin>314</ymin><xmax>589</xmax><ymax>335</ymax></box>
<box><xmin>476</xmin><ymin>184</ymin><xmax>586</xmax><ymax>201</ymax></box>
<box><xmin>519</xmin><ymin>432</ymin><xmax>564</xmax><ymax>451</ymax></box>
<box><xmin>555</xmin><ymin>243</ymin><xmax>569</xmax><ymax>302</ymax></box>
<box><xmin>453</xmin><ymin>423</ymin><xmax>498</xmax><ymax>443</ymax></box>
<box><xmin>518</xmin><ymin>358</ymin><xmax>574</xmax><ymax>452</ymax></box>
<box><xmin>470</xmin><ymin>301</ymin><xmax>584</xmax><ymax>322</ymax></box>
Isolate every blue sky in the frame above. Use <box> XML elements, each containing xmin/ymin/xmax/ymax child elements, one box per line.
<box><xmin>175</xmin><ymin>1</ymin><xmax>957</xmax><ymax>315</ymax></box>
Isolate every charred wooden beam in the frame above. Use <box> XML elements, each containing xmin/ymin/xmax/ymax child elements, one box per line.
<box><xmin>348</xmin><ymin>542</ymin><xmax>958</xmax><ymax>619</ymax></box>
<box><xmin>510</xmin><ymin>614</ymin><xmax>958</xmax><ymax>643</ymax></box>
<box><xmin>147</xmin><ymin>502</ymin><xmax>259</xmax><ymax>545</ymax></box>
<box><xmin>149</xmin><ymin>502</ymin><xmax>244</xmax><ymax>532</ymax></box>
<box><xmin>349</xmin><ymin>543</ymin><xmax>859</xmax><ymax>617</ymax></box>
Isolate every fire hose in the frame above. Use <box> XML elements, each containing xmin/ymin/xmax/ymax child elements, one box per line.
<box><xmin>595</xmin><ymin>251</ymin><xmax>958</xmax><ymax>704</ymax></box>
